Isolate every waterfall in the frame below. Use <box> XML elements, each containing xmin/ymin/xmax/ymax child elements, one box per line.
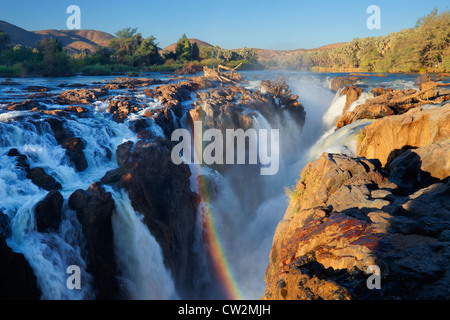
<box><xmin>0</xmin><ymin>95</ymin><xmax>176</xmax><ymax>299</ymax></box>
<box><xmin>110</xmin><ymin>189</ymin><xmax>178</xmax><ymax>300</ymax></box>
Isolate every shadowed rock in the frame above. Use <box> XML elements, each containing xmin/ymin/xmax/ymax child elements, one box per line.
<box><xmin>0</xmin><ymin>234</ymin><xmax>41</xmax><ymax>299</ymax></box>
<box><xmin>68</xmin><ymin>182</ymin><xmax>122</xmax><ymax>299</ymax></box>
<box><xmin>27</xmin><ymin>167</ymin><xmax>62</xmax><ymax>191</ymax></box>
<box><xmin>34</xmin><ymin>190</ymin><xmax>64</xmax><ymax>233</ymax></box>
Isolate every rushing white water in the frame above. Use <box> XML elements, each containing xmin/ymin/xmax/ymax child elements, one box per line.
<box><xmin>0</xmin><ymin>90</ymin><xmax>175</xmax><ymax>299</ymax></box>
<box><xmin>306</xmin><ymin>119</ymin><xmax>374</xmax><ymax>162</ymax></box>
<box><xmin>110</xmin><ymin>189</ymin><xmax>178</xmax><ymax>300</ymax></box>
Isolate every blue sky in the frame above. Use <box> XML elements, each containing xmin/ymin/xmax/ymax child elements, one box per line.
<box><xmin>0</xmin><ymin>0</ymin><xmax>448</xmax><ymax>49</ymax></box>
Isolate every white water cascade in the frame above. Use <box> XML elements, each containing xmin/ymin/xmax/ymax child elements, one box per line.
<box><xmin>0</xmin><ymin>92</ymin><xmax>176</xmax><ymax>299</ymax></box>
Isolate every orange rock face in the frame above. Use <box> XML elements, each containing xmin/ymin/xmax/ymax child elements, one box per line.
<box><xmin>264</xmin><ymin>152</ymin><xmax>450</xmax><ymax>300</ymax></box>
<box><xmin>357</xmin><ymin>104</ymin><xmax>450</xmax><ymax>167</ymax></box>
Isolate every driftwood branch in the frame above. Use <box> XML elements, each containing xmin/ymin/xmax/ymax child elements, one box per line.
<box><xmin>203</xmin><ymin>63</ymin><xmax>243</xmax><ymax>84</ymax></box>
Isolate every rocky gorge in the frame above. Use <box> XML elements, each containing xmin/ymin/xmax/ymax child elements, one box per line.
<box><xmin>0</xmin><ymin>70</ymin><xmax>448</xmax><ymax>300</ymax></box>
<box><xmin>264</xmin><ymin>76</ymin><xmax>450</xmax><ymax>300</ymax></box>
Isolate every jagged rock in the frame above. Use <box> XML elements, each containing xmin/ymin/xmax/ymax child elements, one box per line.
<box><xmin>68</xmin><ymin>182</ymin><xmax>122</xmax><ymax>299</ymax></box>
<box><xmin>62</xmin><ymin>137</ymin><xmax>88</xmax><ymax>172</ymax></box>
<box><xmin>57</xmin><ymin>88</ymin><xmax>108</xmax><ymax>105</ymax></box>
<box><xmin>7</xmin><ymin>148</ymin><xmax>30</xmax><ymax>173</ymax></box>
<box><xmin>264</xmin><ymin>153</ymin><xmax>450</xmax><ymax>300</ymax></box>
<box><xmin>388</xmin><ymin>142</ymin><xmax>450</xmax><ymax>193</ymax></box>
<box><xmin>103</xmin><ymin>77</ymin><xmax>166</xmax><ymax>90</ymax></box>
<box><xmin>357</xmin><ymin>105</ymin><xmax>450</xmax><ymax>167</ymax></box>
<box><xmin>34</xmin><ymin>190</ymin><xmax>64</xmax><ymax>233</ymax></box>
<box><xmin>116</xmin><ymin>140</ymin><xmax>134</xmax><ymax>167</ymax></box>
<box><xmin>0</xmin><ymin>234</ymin><xmax>41</xmax><ymax>299</ymax></box>
<box><xmin>340</xmin><ymin>85</ymin><xmax>363</xmax><ymax>113</ymax></box>
<box><xmin>0</xmin><ymin>211</ymin><xmax>11</xmax><ymax>238</ymax></box>
<box><xmin>117</xmin><ymin>137</ymin><xmax>200</xmax><ymax>297</ymax></box>
<box><xmin>6</xmin><ymin>99</ymin><xmax>42</xmax><ymax>111</ymax></box>
<box><xmin>336</xmin><ymin>84</ymin><xmax>450</xmax><ymax>129</ymax></box>
<box><xmin>149</xmin><ymin>77</ymin><xmax>212</xmax><ymax>118</ymax></box>
<box><xmin>23</xmin><ymin>86</ymin><xmax>50</xmax><ymax>92</ymax></box>
<box><xmin>46</xmin><ymin>118</ymin><xmax>74</xmax><ymax>145</ymax></box>
<box><xmin>330</xmin><ymin>75</ymin><xmax>363</xmax><ymax>92</ymax></box>
<box><xmin>27</xmin><ymin>167</ymin><xmax>62</xmax><ymax>191</ymax></box>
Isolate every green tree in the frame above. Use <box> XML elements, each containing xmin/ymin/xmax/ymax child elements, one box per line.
<box><xmin>109</xmin><ymin>27</ymin><xmax>143</xmax><ymax>65</ymax></box>
<box><xmin>36</xmin><ymin>38</ymin><xmax>72</xmax><ymax>76</ymax></box>
<box><xmin>136</xmin><ymin>36</ymin><xmax>161</xmax><ymax>66</ymax></box>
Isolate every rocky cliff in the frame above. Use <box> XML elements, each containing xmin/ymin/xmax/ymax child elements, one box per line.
<box><xmin>264</xmin><ymin>80</ymin><xmax>450</xmax><ymax>300</ymax></box>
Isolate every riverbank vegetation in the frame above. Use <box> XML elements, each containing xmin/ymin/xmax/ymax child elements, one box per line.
<box><xmin>263</xmin><ymin>9</ymin><xmax>450</xmax><ymax>73</ymax></box>
<box><xmin>0</xmin><ymin>27</ymin><xmax>260</xmax><ymax>77</ymax></box>
<box><xmin>0</xmin><ymin>9</ymin><xmax>448</xmax><ymax>77</ymax></box>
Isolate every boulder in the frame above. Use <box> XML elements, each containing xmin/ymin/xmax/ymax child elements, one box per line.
<box><xmin>116</xmin><ymin>137</ymin><xmax>201</xmax><ymax>297</ymax></box>
<box><xmin>7</xmin><ymin>148</ymin><xmax>30</xmax><ymax>173</ymax></box>
<box><xmin>341</xmin><ymin>85</ymin><xmax>363</xmax><ymax>113</ymax></box>
<box><xmin>330</xmin><ymin>75</ymin><xmax>363</xmax><ymax>92</ymax></box>
<box><xmin>388</xmin><ymin>142</ymin><xmax>450</xmax><ymax>193</ymax></box>
<box><xmin>46</xmin><ymin>118</ymin><xmax>74</xmax><ymax>145</ymax></box>
<box><xmin>34</xmin><ymin>190</ymin><xmax>64</xmax><ymax>233</ymax></box>
<box><xmin>264</xmin><ymin>153</ymin><xmax>450</xmax><ymax>300</ymax></box>
<box><xmin>336</xmin><ymin>85</ymin><xmax>450</xmax><ymax>129</ymax></box>
<box><xmin>7</xmin><ymin>99</ymin><xmax>41</xmax><ymax>111</ymax></box>
<box><xmin>68</xmin><ymin>182</ymin><xmax>122</xmax><ymax>299</ymax></box>
<box><xmin>57</xmin><ymin>88</ymin><xmax>108</xmax><ymax>105</ymax></box>
<box><xmin>23</xmin><ymin>86</ymin><xmax>50</xmax><ymax>92</ymax></box>
<box><xmin>0</xmin><ymin>211</ymin><xmax>11</xmax><ymax>238</ymax></box>
<box><xmin>357</xmin><ymin>105</ymin><xmax>450</xmax><ymax>167</ymax></box>
<box><xmin>62</xmin><ymin>137</ymin><xmax>88</xmax><ymax>172</ymax></box>
<box><xmin>0</xmin><ymin>234</ymin><xmax>41</xmax><ymax>299</ymax></box>
<box><xmin>26</xmin><ymin>167</ymin><xmax>62</xmax><ymax>191</ymax></box>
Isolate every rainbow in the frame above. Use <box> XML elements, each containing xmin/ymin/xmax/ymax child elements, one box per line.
<box><xmin>197</xmin><ymin>172</ymin><xmax>243</xmax><ymax>300</ymax></box>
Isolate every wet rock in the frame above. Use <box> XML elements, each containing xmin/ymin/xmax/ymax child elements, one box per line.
<box><xmin>7</xmin><ymin>99</ymin><xmax>41</xmax><ymax>111</ymax></box>
<box><xmin>330</xmin><ymin>75</ymin><xmax>363</xmax><ymax>92</ymax></box>
<box><xmin>57</xmin><ymin>88</ymin><xmax>108</xmax><ymax>105</ymax></box>
<box><xmin>99</xmin><ymin>167</ymin><xmax>126</xmax><ymax>185</ymax></box>
<box><xmin>388</xmin><ymin>142</ymin><xmax>450</xmax><ymax>193</ymax></box>
<box><xmin>68</xmin><ymin>182</ymin><xmax>122</xmax><ymax>299</ymax></box>
<box><xmin>144</xmin><ymin>107</ymin><xmax>176</xmax><ymax>137</ymax></box>
<box><xmin>117</xmin><ymin>137</ymin><xmax>200</xmax><ymax>297</ymax></box>
<box><xmin>264</xmin><ymin>152</ymin><xmax>450</xmax><ymax>300</ymax></box>
<box><xmin>23</xmin><ymin>86</ymin><xmax>50</xmax><ymax>92</ymax></box>
<box><xmin>7</xmin><ymin>148</ymin><xmax>30</xmax><ymax>173</ymax></box>
<box><xmin>116</xmin><ymin>140</ymin><xmax>134</xmax><ymax>167</ymax></box>
<box><xmin>46</xmin><ymin>118</ymin><xmax>74</xmax><ymax>145</ymax></box>
<box><xmin>34</xmin><ymin>190</ymin><xmax>64</xmax><ymax>233</ymax></box>
<box><xmin>107</xmin><ymin>96</ymin><xmax>147</xmax><ymax>123</ymax></box>
<box><xmin>65</xmin><ymin>106</ymin><xmax>89</xmax><ymax>114</ymax></box>
<box><xmin>340</xmin><ymin>85</ymin><xmax>363</xmax><ymax>113</ymax></box>
<box><xmin>336</xmin><ymin>84</ymin><xmax>450</xmax><ymax>129</ymax></box>
<box><xmin>27</xmin><ymin>167</ymin><xmax>62</xmax><ymax>191</ymax></box>
<box><xmin>0</xmin><ymin>211</ymin><xmax>11</xmax><ymax>238</ymax></box>
<box><xmin>0</xmin><ymin>234</ymin><xmax>41</xmax><ymax>299</ymax></box>
<box><xmin>62</xmin><ymin>137</ymin><xmax>88</xmax><ymax>172</ymax></box>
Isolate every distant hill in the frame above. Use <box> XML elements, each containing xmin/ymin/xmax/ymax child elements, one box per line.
<box><xmin>162</xmin><ymin>38</ymin><xmax>213</xmax><ymax>54</ymax></box>
<box><xmin>254</xmin><ymin>42</ymin><xmax>348</xmax><ymax>62</ymax></box>
<box><xmin>0</xmin><ymin>19</ymin><xmax>346</xmax><ymax>60</ymax></box>
<box><xmin>0</xmin><ymin>20</ymin><xmax>115</xmax><ymax>53</ymax></box>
